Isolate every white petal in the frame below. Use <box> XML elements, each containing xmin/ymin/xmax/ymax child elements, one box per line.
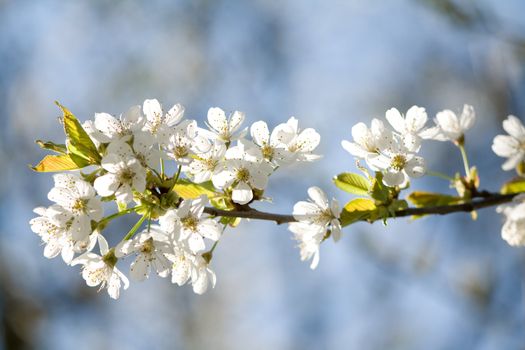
<box><xmin>198</xmin><ymin>220</ymin><xmax>221</xmax><ymax>241</ymax></box>
<box><xmin>130</xmin><ymin>256</ymin><xmax>150</xmax><ymax>281</ymax></box>
<box><xmin>207</xmin><ymin>107</ymin><xmax>228</xmax><ymax>132</ymax></box>
<box><xmin>405</xmin><ymin>105</ymin><xmax>427</xmax><ymax>132</ymax></box>
<box><xmin>382</xmin><ymin>171</ymin><xmax>406</xmax><ymax>187</ymax></box>
<box><xmin>212</xmin><ymin>169</ymin><xmax>236</xmax><ymax>189</ymax></box>
<box><xmin>94</xmin><ymin>113</ymin><xmax>121</xmax><ymax>138</ymax></box>
<box><xmin>459</xmin><ymin>104</ymin><xmax>475</xmax><ymax>131</ymax></box>
<box><xmin>292</xmin><ymin>128</ymin><xmax>320</xmax><ymax>152</ymax></box>
<box><xmin>405</xmin><ymin>156</ymin><xmax>426</xmax><ymax>178</ymax></box>
<box><xmin>231</xmin><ymin>181</ymin><xmax>253</xmax><ymax>204</ymax></box>
<box><xmin>503</xmin><ymin>115</ymin><xmax>525</xmax><ymax>141</ymax></box>
<box><xmin>250</xmin><ymin>121</ymin><xmax>270</xmax><ymax>146</ymax></box>
<box><xmin>188</xmin><ymin>233</ymin><xmax>206</xmax><ymax>253</ymax></box>
<box><xmin>385</xmin><ymin>108</ymin><xmax>405</xmax><ymax>133</ymax></box>
<box><xmin>166</xmin><ymin>103</ymin><xmax>185</xmax><ymax>126</ymax></box>
<box><xmin>229</xmin><ymin>111</ymin><xmax>245</xmax><ymax>133</ymax></box>
<box><xmin>341</xmin><ymin>140</ymin><xmax>368</xmax><ymax>158</ymax></box>
<box><xmin>307</xmin><ymin>186</ymin><xmax>329</xmax><ymax>209</ymax></box>
<box><xmin>101</xmin><ymin>153</ymin><xmax>124</xmax><ymax>173</ymax></box>
<box><xmin>143</xmin><ymin>99</ymin><xmax>162</xmax><ymax>120</ymax></box>
<box><xmin>492</xmin><ymin>135</ymin><xmax>520</xmax><ymax>157</ymax></box>
<box><xmin>48</xmin><ymin>187</ymin><xmax>75</xmax><ymax>207</ymax></box>
<box><xmin>94</xmin><ymin>173</ymin><xmax>119</xmax><ymax>197</ymax></box>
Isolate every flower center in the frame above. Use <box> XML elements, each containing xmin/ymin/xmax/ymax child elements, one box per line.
<box><xmin>181</xmin><ymin>216</ymin><xmax>199</xmax><ymax>232</ymax></box>
<box><xmin>204</xmin><ymin>157</ymin><xmax>218</xmax><ymax>170</ymax></box>
<box><xmin>261</xmin><ymin>144</ymin><xmax>274</xmax><ymax>160</ymax></box>
<box><xmin>120</xmin><ymin>168</ymin><xmax>135</xmax><ymax>183</ymax></box>
<box><xmin>236</xmin><ymin>167</ymin><xmax>250</xmax><ymax>182</ymax></box>
<box><xmin>314</xmin><ymin>209</ymin><xmax>333</xmax><ymax>225</ymax></box>
<box><xmin>391</xmin><ymin>154</ymin><xmax>407</xmax><ymax>171</ymax></box>
<box><xmin>72</xmin><ymin>199</ymin><xmax>87</xmax><ymax>213</ymax></box>
<box><xmin>173</xmin><ymin>145</ymin><xmax>189</xmax><ymax>159</ymax></box>
<box><xmin>140</xmin><ymin>238</ymin><xmax>155</xmax><ymax>254</ymax></box>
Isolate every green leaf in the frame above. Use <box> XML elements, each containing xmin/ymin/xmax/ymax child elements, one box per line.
<box><xmin>210</xmin><ymin>196</ymin><xmax>235</xmax><ymax>210</ymax></box>
<box><xmin>220</xmin><ymin>216</ymin><xmax>242</xmax><ymax>227</ymax></box>
<box><xmin>173</xmin><ymin>179</ymin><xmax>217</xmax><ymax>199</ymax></box>
<box><xmin>501</xmin><ymin>177</ymin><xmax>525</xmax><ymax>194</ymax></box>
<box><xmin>407</xmin><ymin>191</ymin><xmax>462</xmax><ymax>208</ymax></box>
<box><xmin>117</xmin><ymin>201</ymin><xmax>128</xmax><ymax>212</ymax></box>
<box><xmin>388</xmin><ymin>199</ymin><xmax>408</xmax><ymax>216</ymax></box>
<box><xmin>370</xmin><ymin>172</ymin><xmax>390</xmax><ymax>203</ymax></box>
<box><xmin>333</xmin><ymin>172</ymin><xmax>370</xmax><ymax>196</ymax></box>
<box><xmin>340</xmin><ymin>198</ymin><xmax>377</xmax><ymax>226</ymax></box>
<box><xmin>31</xmin><ymin>154</ymin><xmax>82</xmax><ymax>172</ymax></box>
<box><xmin>35</xmin><ymin>140</ymin><xmax>67</xmax><ymax>154</ymax></box>
<box><xmin>56</xmin><ymin>101</ymin><xmax>101</xmax><ymax>165</ymax></box>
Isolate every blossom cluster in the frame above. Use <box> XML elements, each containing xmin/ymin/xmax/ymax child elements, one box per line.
<box><xmin>31</xmin><ymin>99</ymin><xmax>321</xmax><ymax>299</ymax></box>
<box><xmin>288</xmin><ymin>105</ymin><xmax>477</xmax><ymax>269</ymax></box>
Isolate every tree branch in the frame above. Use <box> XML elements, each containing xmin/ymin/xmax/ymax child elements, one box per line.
<box><xmin>204</xmin><ymin>191</ymin><xmax>523</xmax><ymax>225</ymax></box>
<box><xmin>203</xmin><ymin>207</ymin><xmax>295</xmax><ymax>225</ymax></box>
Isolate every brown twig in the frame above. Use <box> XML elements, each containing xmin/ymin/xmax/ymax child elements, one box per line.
<box><xmin>204</xmin><ymin>191</ymin><xmax>523</xmax><ymax>225</ymax></box>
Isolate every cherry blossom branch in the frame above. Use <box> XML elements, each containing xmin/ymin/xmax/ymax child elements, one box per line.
<box><xmin>204</xmin><ymin>191</ymin><xmax>523</xmax><ymax>225</ymax></box>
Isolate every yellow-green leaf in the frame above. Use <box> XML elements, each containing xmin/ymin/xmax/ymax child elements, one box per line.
<box><xmin>35</xmin><ymin>140</ymin><xmax>67</xmax><ymax>154</ymax></box>
<box><xmin>31</xmin><ymin>154</ymin><xmax>82</xmax><ymax>172</ymax></box>
<box><xmin>56</xmin><ymin>101</ymin><xmax>101</xmax><ymax>164</ymax></box>
<box><xmin>407</xmin><ymin>191</ymin><xmax>462</xmax><ymax>208</ymax></box>
<box><xmin>501</xmin><ymin>177</ymin><xmax>525</xmax><ymax>194</ymax></box>
<box><xmin>340</xmin><ymin>198</ymin><xmax>377</xmax><ymax>226</ymax></box>
<box><xmin>333</xmin><ymin>172</ymin><xmax>370</xmax><ymax>196</ymax></box>
<box><xmin>173</xmin><ymin>179</ymin><xmax>217</xmax><ymax>199</ymax></box>
<box><xmin>370</xmin><ymin>172</ymin><xmax>390</xmax><ymax>203</ymax></box>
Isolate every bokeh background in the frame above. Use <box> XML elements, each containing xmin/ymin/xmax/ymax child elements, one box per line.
<box><xmin>1</xmin><ymin>0</ymin><xmax>525</xmax><ymax>349</ymax></box>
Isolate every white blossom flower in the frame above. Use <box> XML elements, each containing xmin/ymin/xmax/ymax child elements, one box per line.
<box><xmin>341</xmin><ymin>118</ymin><xmax>393</xmax><ymax>169</ymax></box>
<box><xmin>292</xmin><ymin>186</ymin><xmax>342</xmax><ymax>241</ymax></box>
<box><xmin>47</xmin><ymin>174</ymin><xmax>103</xmax><ymax>241</ymax></box>
<box><xmin>168</xmin><ymin>245</ymin><xmax>216</xmax><ymax>295</ymax></box>
<box><xmin>115</xmin><ymin>226</ymin><xmax>173</xmax><ymax>281</ymax></box>
<box><xmin>288</xmin><ymin>187</ymin><xmax>342</xmax><ymax>269</ymax></box>
<box><xmin>188</xmin><ymin>141</ymin><xmax>227</xmax><ymax>183</ymax></box>
<box><xmin>164</xmin><ymin>120</ymin><xmax>211</xmax><ymax>167</ymax></box>
<box><xmin>386</xmin><ymin>106</ymin><xmax>428</xmax><ymax>152</ymax></box>
<box><xmin>94</xmin><ymin>151</ymin><xmax>146</xmax><ymax>203</ymax></box>
<box><xmin>30</xmin><ymin>205</ymin><xmax>97</xmax><ymax>264</ymax></box>
<box><xmin>212</xmin><ymin>141</ymin><xmax>273</xmax><ymax>204</ymax></box>
<box><xmin>492</xmin><ymin>115</ymin><xmax>525</xmax><ymax>171</ymax></box>
<box><xmin>276</xmin><ymin>117</ymin><xmax>321</xmax><ymax>162</ymax></box>
<box><xmin>368</xmin><ymin>137</ymin><xmax>426</xmax><ymax>187</ymax></box>
<box><xmin>423</xmin><ymin>104</ymin><xmax>476</xmax><ymax>143</ymax></box>
<box><xmin>159</xmin><ymin>196</ymin><xmax>221</xmax><ymax>254</ymax></box>
<box><xmin>250</xmin><ymin>120</ymin><xmax>292</xmax><ymax>164</ymax></box>
<box><xmin>497</xmin><ymin>194</ymin><xmax>525</xmax><ymax>246</ymax></box>
<box><xmin>71</xmin><ymin>234</ymin><xmax>129</xmax><ymax>299</ymax></box>
<box><xmin>142</xmin><ymin>98</ymin><xmax>185</xmax><ymax>143</ymax></box>
<box><xmin>200</xmin><ymin>107</ymin><xmax>246</xmax><ymax>143</ymax></box>
<box><xmin>93</xmin><ymin>105</ymin><xmax>144</xmax><ymax>142</ymax></box>
<box><xmin>288</xmin><ymin>222</ymin><xmax>326</xmax><ymax>269</ymax></box>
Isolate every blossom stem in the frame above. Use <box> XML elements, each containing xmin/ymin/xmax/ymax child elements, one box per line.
<box><xmin>98</xmin><ymin>206</ymin><xmax>144</xmax><ymax>228</ymax></box>
<box><xmin>159</xmin><ymin>145</ymin><xmax>165</xmax><ymax>179</ymax></box>
<box><xmin>174</xmin><ymin>165</ymin><xmax>182</xmax><ymax>184</ymax></box>
<box><xmin>123</xmin><ymin>214</ymin><xmax>148</xmax><ymax>240</ymax></box>
<box><xmin>459</xmin><ymin>144</ymin><xmax>471</xmax><ymax>177</ymax></box>
<box><xmin>427</xmin><ymin>171</ymin><xmax>454</xmax><ymax>181</ymax></box>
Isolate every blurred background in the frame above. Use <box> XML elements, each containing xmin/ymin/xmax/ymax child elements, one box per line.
<box><xmin>1</xmin><ymin>0</ymin><xmax>525</xmax><ymax>349</ymax></box>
